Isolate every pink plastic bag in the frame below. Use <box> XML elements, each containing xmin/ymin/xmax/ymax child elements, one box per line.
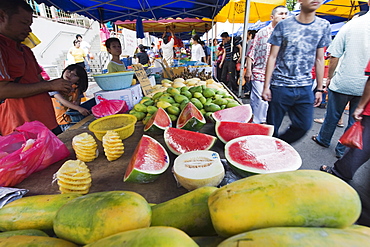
<box><xmin>0</xmin><ymin>121</ymin><xmax>70</xmax><ymax>187</ymax></box>
<box><xmin>92</xmin><ymin>96</ymin><xmax>128</xmax><ymax>118</ymax></box>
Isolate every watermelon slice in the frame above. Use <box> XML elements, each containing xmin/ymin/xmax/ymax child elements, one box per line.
<box><xmin>164</xmin><ymin>127</ymin><xmax>217</xmax><ymax>155</ymax></box>
<box><xmin>215</xmin><ymin>121</ymin><xmax>274</xmax><ymax>143</ymax></box>
<box><xmin>173</xmin><ymin>150</ymin><xmax>225</xmax><ymax>191</ymax></box>
<box><xmin>144</xmin><ymin>107</ymin><xmax>172</xmax><ymax>133</ymax></box>
<box><xmin>225</xmin><ymin>135</ymin><xmax>302</xmax><ymax>177</ymax></box>
<box><xmin>211</xmin><ymin>104</ymin><xmax>252</xmax><ymax>123</ymax></box>
<box><xmin>124</xmin><ymin>135</ymin><xmax>169</xmax><ymax>183</ymax></box>
<box><xmin>176</xmin><ymin>102</ymin><xmax>206</xmax><ymax>131</ymax></box>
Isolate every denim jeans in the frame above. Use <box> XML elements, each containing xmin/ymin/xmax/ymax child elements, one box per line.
<box><xmin>332</xmin><ymin>116</ymin><xmax>370</xmax><ymax>180</ymax></box>
<box><xmin>316</xmin><ymin>89</ymin><xmax>361</xmax><ymax>157</ymax></box>
<box><xmin>267</xmin><ymin>85</ymin><xmax>314</xmax><ymax>144</ymax></box>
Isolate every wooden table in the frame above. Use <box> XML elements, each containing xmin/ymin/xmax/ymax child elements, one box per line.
<box><xmin>14</xmin><ymin>116</ymin><xmax>227</xmax><ymax>204</ymax></box>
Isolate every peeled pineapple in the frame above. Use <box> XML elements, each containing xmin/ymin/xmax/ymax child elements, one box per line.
<box><xmin>55</xmin><ymin>160</ymin><xmax>92</xmax><ymax>194</ymax></box>
<box><xmin>102</xmin><ymin>130</ymin><xmax>124</xmax><ymax>161</ymax></box>
<box><xmin>72</xmin><ymin>132</ymin><xmax>98</xmax><ymax>162</ymax></box>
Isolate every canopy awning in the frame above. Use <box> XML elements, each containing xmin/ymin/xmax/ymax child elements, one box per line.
<box><xmin>34</xmin><ymin>0</ymin><xmax>230</xmax><ymax>23</ymax></box>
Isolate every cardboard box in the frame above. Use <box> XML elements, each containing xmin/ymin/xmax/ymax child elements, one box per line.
<box><xmin>94</xmin><ymin>84</ymin><xmax>143</xmax><ymax>110</ymax></box>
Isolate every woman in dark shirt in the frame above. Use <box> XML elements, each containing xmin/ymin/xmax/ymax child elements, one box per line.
<box><xmin>136</xmin><ymin>44</ymin><xmax>150</xmax><ymax>66</ymax></box>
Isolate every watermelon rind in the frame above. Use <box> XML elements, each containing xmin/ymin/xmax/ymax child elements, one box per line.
<box><xmin>164</xmin><ymin>127</ymin><xmax>217</xmax><ymax>156</ymax></box>
<box><xmin>215</xmin><ymin>121</ymin><xmax>274</xmax><ymax>144</ymax></box>
<box><xmin>124</xmin><ymin>135</ymin><xmax>170</xmax><ymax>183</ymax></box>
<box><xmin>225</xmin><ymin>135</ymin><xmax>302</xmax><ymax>177</ymax></box>
<box><xmin>144</xmin><ymin>108</ymin><xmax>172</xmax><ymax>133</ymax></box>
<box><xmin>211</xmin><ymin>104</ymin><xmax>252</xmax><ymax>123</ymax></box>
<box><xmin>176</xmin><ymin>102</ymin><xmax>206</xmax><ymax>131</ymax></box>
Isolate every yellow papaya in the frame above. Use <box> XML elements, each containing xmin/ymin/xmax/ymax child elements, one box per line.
<box><xmin>346</xmin><ymin>224</ymin><xmax>370</xmax><ymax>236</ymax></box>
<box><xmin>208</xmin><ymin>170</ymin><xmax>361</xmax><ymax>237</ymax></box>
<box><xmin>0</xmin><ymin>229</ymin><xmax>48</xmax><ymax>238</ymax></box>
<box><xmin>85</xmin><ymin>226</ymin><xmax>199</xmax><ymax>247</ymax></box>
<box><xmin>151</xmin><ymin>186</ymin><xmax>217</xmax><ymax>236</ymax></box>
<box><xmin>218</xmin><ymin>227</ymin><xmax>370</xmax><ymax>247</ymax></box>
<box><xmin>53</xmin><ymin>191</ymin><xmax>151</xmax><ymax>245</ymax></box>
<box><xmin>0</xmin><ymin>194</ymin><xmax>81</xmax><ymax>231</ymax></box>
<box><xmin>0</xmin><ymin>235</ymin><xmax>77</xmax><ymax>247</ymax></box>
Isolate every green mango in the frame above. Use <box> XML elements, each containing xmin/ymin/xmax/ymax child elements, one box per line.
<box><xmin>174</xmin><ymin>94</ymin><xmax>189</xmax><ymax>104</ymax></box>
<box><xmin>202</xmin><ymin>88</ymin><xmax>216</xmax><ymax>98</ymax></box>
<box><xmin>190</xmin><ymin>98</ymin><xmax>203</xmax><ymax>110</ymax></box>
<box><xmin>204</xmin><ymin>103</ymin><xmax>221</xmax><ymax>112</ymax></box>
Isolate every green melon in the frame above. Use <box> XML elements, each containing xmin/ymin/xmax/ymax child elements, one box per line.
<box><xmin>124</xmin><ymin>135</ymin><xmax>169</xmax><ymax>183</ymax></box>
<box><xmin>176</xmin><ymin>102</ymin><xmax>206</xmax><ymax>131</ymax></box>
<box><xmin>164</xmin><ymin>127</ymin><xmax>217</xmax><ymax>155</ymax></box>
<box><xmin>225</xmin><ymin>135</ymin><xmax>302</xmax><ymax>177</ymax></box>
<box><xmin>143</xmin><ymin>107</ymin><xmax>172</xmax><ymax>133</ymax></box>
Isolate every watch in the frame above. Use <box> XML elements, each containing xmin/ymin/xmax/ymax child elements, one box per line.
<box><xmin>316</xmin><ymin>89</ymin><xmax>324</xmax><ymax>93</ymax></box>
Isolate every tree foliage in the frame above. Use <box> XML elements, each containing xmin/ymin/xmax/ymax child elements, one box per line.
<box><xmin>286</xmin><ymin>0</ymin><xmax>298</xmax><ymax>11</ymax></box>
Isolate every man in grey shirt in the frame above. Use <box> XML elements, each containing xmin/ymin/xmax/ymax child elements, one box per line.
<box><xmin>262</xmin><ymin>0</ymin><xmax>331</xmax><ymax>144</ymax></box>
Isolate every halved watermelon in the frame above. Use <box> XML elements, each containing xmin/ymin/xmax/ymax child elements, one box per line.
<box><xmin>211</xmin><ymin>104</ymin><xmax>252</xmax><ymax>123</ymax></box>
<box><xmin>164</xmin><ymin>127</ymin><xmax>217</xmax><ymax>155</ymax></box>
<box><xmin>176</xmin><ymin>102</ymin><xmax>206</xmax><ymax>131</ymax></box>
<box><xmin>225</xmin><ymin>135</ymin><xmax>302</xmax><ymax>177</ymax></box>
<box><xmin>144</xmin><ymin>107</ymin><xmax>172</xmax><ymax>133</ymax></box>
<box><xmin>215</xmin><ymin>121</ymin><xmax>274</xmax><ymax>143</ymax></box>
<box><xmin>124</xmin><ymin>135</ymin><xmax>169</xmax><ymax>183</ymax></box>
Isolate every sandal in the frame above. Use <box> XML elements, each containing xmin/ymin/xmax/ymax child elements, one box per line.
<box><xmin>314</xmin><ymin>118</ymin><xmax>324</xmax><ymax>124</ymax></box>
<box><xmin>311</xmin><ymin>135</ymin><xmax>329</xmax><ymax>148</ymax></box>
<box><xmin>320</xmin><ymin>165</ymin><xmax>334</xmax><ymax>174</ymax></box>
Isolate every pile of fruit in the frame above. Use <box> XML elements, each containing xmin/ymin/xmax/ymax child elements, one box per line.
<box><xmin>129</xmin><ymin>78</ymin><xmax>241</xmax><ymax>124</ymax></box>
<box><xmin>0</xmin><ymin>170</ymin><xmax>369</xmax><ymax>246</ymax></box>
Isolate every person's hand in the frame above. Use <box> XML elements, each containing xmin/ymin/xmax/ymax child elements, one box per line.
<box><xmin>244</xmin><ymin>69</ymin><xmax>252</xmax><ymax>83</ymax></box>
<box><xmin>77</xmin><ymin>106</ymin><xmax>90</xmax><ymax>116</ymax></box>
<box><xmin>49</xmin><ymin>78</ymin><xmax>72</xmax><ymax>95</ymax></box>
<box><xmin>313</xmin><ymin>92</ymin><xmax>322</xmax><ymax>107</ymax></box>
<box><xmin>219</xmin><ymin>63</ymin><xmax>223</xmax><ymax>69</ymax></box>
<box><xmin>262</xmin><ymin>88</ymin><xmax>271</xmax><ymax>101</ymax></box>
<box><xmin>353</xmin><ymin>107</ymin><xmax>364</xmax><ymax>121</ymax></box>
<box><xmin>326</xmin><ymin>77</ymin><xmax>331</xmax><ymax>89</ymax></box>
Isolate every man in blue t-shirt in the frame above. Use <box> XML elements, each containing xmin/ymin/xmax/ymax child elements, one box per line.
<box><xmin>262</xmin><ymin>0</ymin><xmax>331</xmax><ymax>144</ymax></box>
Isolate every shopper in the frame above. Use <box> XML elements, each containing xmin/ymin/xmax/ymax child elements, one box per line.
<box><xmin>135</xmin><ymin>44</ymin><xmax>150</xmax><ymax>66</ymax></box>
<box><xmin>262</xmin><ymin>0</ymin><xmax>331</xmax><ymax>144</ymax></box>
<box><xmin>68</xmin><ymin>39</ymin><xmax>88</xmax><ymax>69</ymax></box>
<box><xmin>190</xmin><ymin>35</ymin><xmax>205</xmax><ymax>62</ymax></box>
<box><xmin>0</xmin><ymin>0</ymin><xmax>72</xmax><ymax>136</ymax></box>
<box><xmin>76</xmin><ymin>34</ymin><xmax>91</xmax><ymax>73</ymax></box>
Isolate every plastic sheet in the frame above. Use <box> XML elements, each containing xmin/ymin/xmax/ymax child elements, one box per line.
<box><xmin>0</xmin><ymin>187</ymin><xmax>28</xmax><ymax>208</ymax></box>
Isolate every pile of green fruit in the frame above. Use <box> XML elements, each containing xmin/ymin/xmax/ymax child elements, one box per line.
<box><xmin>129</xmin><ymin>85</ymin><xmax>240</xmax><ymax>124</ymax></box>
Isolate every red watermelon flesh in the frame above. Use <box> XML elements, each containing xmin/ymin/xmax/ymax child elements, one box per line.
<box><xmin>225</xmin><ymin>135</ymin><xmax>302</xmax><ymax>177</ymax></box>
<box><xmin>176</xmin><ymin>102</ymin><xmax>206</xmax><ymax>131</ymax></box>
<box><xmin>144</xmin><ymin>107</ymin><xmax>172</xmax><ymax>132</ymax></box>
<box><xmin>211</xmin><ymin>104</ymin><xmax>252</xmax><ymax>123</ymax></box>
<box><xmin>124</xmin><ymin>135</ymin><xmax>169</xmax><ymax>183</ymax></box>
<box><xmin>215</xmin><ymin>121</ymin><xmax>274</xmax><ymax>143</ymax></box>
<box><xmin>164</xmin><ymin>127</ymin><xmax>217</xmax><ymax>155</ymax></box>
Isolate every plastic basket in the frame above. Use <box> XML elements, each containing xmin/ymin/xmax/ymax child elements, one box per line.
<box><xmin>93</xmin><ymin>71</ymin><xmax>134</xmax><ymax>91</ymax></box>
<box><xmin>88</xmin><ymin>114</ymin><xmax>137</xmax><ymax>141</ymax></box>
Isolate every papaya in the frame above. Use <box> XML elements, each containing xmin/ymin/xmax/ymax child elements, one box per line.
<box><xmin>151</xmin><ymin>186</ymin><xmax>217</xmax><ymax>236</ymax></box>
<box><xmin>346</xmin><ymin>224</ymin><xmax>370</xmax><ymax>236</ymax></box>
<box><xmin>217</xmin><ymin>227</ymin><xmax>370</xmax><ymax>247</ymax></box>
<box><xmin>208</xmin><ymin>170</ymin><xmax>361</xmax><ymax>237</ymax></box>
<box><xmin>85</xmin><ymin>226</ymin><xmax>199</xmax><ymax>247</ymax></box>
<box><xmin>0</xmin><ymin>235</ymin><xmax>77</xmax><ymax>247</ymax></box>
<box><xmin>53</xmin><ymin>191</ymin><xmax>151</xmax><ymax>245</ymax></box>
<box><xmin>0</xmin><ymin>229</ymin><xmax>48</xmax><ymax>238</ymax></box>
<box><xmin>0</xmin><ymin>194</ymin><xmax>81</xmax><ymax>231</ymax></box>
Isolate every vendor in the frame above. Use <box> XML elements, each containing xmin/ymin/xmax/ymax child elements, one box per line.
<box><xmin>161</xmin><ymin>27</ymin><xmax>175</xmax><ymax>66</ymax></box>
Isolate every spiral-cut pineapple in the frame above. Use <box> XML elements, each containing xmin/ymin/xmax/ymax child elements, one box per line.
<box><xmin>72</xmin><ymin>132</ymin><xmax>98</xmax><ymax>162</ymax></box>
<box><xmin>102</xmin><ymin>130</ymin><xmax>124</xmax><ymax>161</ymax></box>
<box><xmin>55</xmin><ymin>160</ymin><xmax>92</xmax><ymax>194</ymax></box>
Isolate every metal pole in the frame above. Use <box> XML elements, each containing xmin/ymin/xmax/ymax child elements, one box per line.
<box><xmin>238</xmin><ymin>0</ymin><xmax>251</xmax><ymax>98</ymax></box>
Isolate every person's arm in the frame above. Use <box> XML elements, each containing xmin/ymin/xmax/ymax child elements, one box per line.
<box><xmin>326</xmin><ymin>56</ymin><xmax>339</xmax><ymax>88</ymax></box>
<box><xmin>219</xmin><ymin>48</ymin><xmax>226</xmax><ymax>69</ymax></box>
<box><xmin>54</xmin><ymin>94</ymin><xmax>90</xmax><ymax>116</ymax></box>
<box><xmin>262</xmin><ymin>45</ymin><xmax>280</xmax><ymax>101</ymax></box>
<box><xmin>0</xmin><ymin>77</ymin><xmax>72</xmax><ymax>100</ymax></box>
<box><xmin>236</xmin><ymin>44</ymin><xmax>242</xmax><ymax>63</ymax></box>
<box><xmin>353</xmin><ymin>76</ymin><xmax>370</xmax><ymax>121</ymax></box>
<box><xmin>245</xmin><ymin>56</ymin><xmax>253</xmax><ymax>82</ymax></box>
<box><xmin>313</xmin><ymin>47</ymin><xmax>325</xmax><ymax>107</ymax></box>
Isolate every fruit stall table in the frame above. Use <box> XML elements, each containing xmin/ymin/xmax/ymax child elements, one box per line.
<box><xmin>14</xmin><ymin>118</ymin><xmax>227</xmax><ymax>204</ymax></box>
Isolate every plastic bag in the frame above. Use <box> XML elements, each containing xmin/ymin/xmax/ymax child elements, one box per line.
<box><xmin>92</xmin><ymin>96</ymin><xmax>128</xmax><ymax>118</ymax></box>
<box><xmin>339</xmin><ymin>121</ymin><xmax>363</xmax><ymax>150</ymax></box>
<box><xmin>0</xmin><ymin>121</ymin><xmax>70</xmax><ymax>187</ymax></box>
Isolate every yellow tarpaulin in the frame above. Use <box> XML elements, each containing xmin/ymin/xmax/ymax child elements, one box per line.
<box><xmin>213</xmin><ymin>0</ymin><xmax>286</xmax><ymax>23</ymax></box>
<box><xmin>317</xmin><ymin>0</ymin><xmax>369</xmax><ymax>19</ymax></box>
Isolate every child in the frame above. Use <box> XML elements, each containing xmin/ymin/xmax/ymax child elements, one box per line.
<box><xmin>50</xmin><ymin>64</ymin><xmax>90</xmax><ymax>131</ymax></box>
<box><xmin>105</xmin><ymin>37</ymin><xmax>126</xmax><ymax>73</ymax></box>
